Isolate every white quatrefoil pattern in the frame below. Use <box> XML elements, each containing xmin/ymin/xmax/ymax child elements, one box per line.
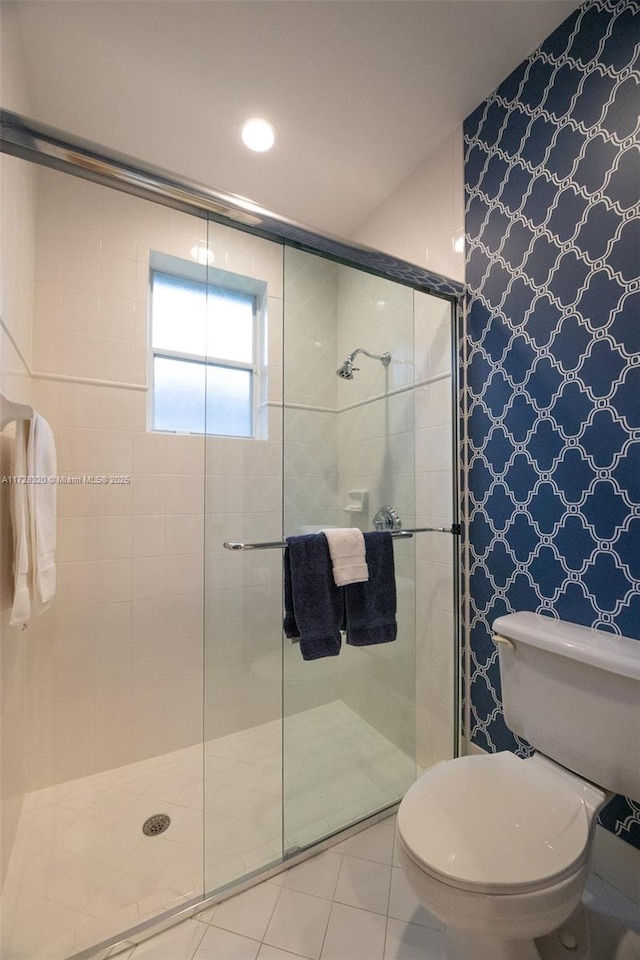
<box><xmin>463</xmin><ymin>0</ymin><xmax>639</xmax><ymax>846</ymax></box>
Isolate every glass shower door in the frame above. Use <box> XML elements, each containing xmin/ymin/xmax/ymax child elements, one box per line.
<box><xmin>0</xmin><ymin>162</ymin><xmax>213</xmax><ymax>960</ymax></box>
<box><xmin>281</xmin><ymin>248</ymin><xmax>418</xmax><ymax>853</ymax></box>
<box><xmin>202</xmin><ymin>220</ymin><xmax>285</xmax><ymax>894</ymax></box>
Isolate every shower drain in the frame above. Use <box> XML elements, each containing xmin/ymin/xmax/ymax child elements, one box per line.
<box><xmin>142</xmin><ymin>813</ymin><xmax>171</xmax><ymax>837</ymax></box>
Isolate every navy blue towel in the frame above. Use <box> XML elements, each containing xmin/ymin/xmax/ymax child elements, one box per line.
<box><xmin>345</xmin><ymin>531</ymin><xmax>397</xmax><ymax>646</ymax></box>
<box><xmin>283</xmin><ymin>534</ymin><xmax>344</xmax><ymax>660</ymax></box>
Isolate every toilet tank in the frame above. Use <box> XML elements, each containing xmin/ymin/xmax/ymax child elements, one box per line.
<box><xmin>493</xmin><ymin>612</ymin><xmax>640</xmax><ymax>800</ymax></box>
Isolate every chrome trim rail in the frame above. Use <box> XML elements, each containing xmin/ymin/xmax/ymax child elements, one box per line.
<box><xmin>223</xmin><ymin>526</ymin><xmax>459</xmax><ymax>550</ymax></box>
<box><xmin>0</xmin><ymin>109</ymin><xmax>465</xmax><ymax>300</ymax></box>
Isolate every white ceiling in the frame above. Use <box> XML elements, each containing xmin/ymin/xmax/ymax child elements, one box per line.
<box><xmin>13</xmin><ymin>0</ymin><xmax>581</xmax><ymax>237</ymax></box>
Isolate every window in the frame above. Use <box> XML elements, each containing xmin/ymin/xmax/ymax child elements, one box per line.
<box><xmin>150</xmin><ymin>253</ymin><xmax>265</xmax><ymax>437</ymax></box>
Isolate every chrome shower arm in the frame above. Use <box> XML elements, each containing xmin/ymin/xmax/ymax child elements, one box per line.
<box><xmin>336</xmin><ymin>346</ymin><xmax>392</xmax><ymax>379</ymax></box>
<box><xmin>350</xmin><ymin>348</ymin><xmax>391</xmax><ymax>367</ymax></box>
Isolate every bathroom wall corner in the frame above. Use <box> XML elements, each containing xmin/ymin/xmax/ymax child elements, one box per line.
<box><xmin>460</xmin><ymin>738</ymin><xmax>485</xmax><ymax>758</ymax></box>
<box><xmin>593</xmin><ymin>825</ymin><xmax>640</xmax><ymax>906</ymax></box>
<box><xmin>351</xmin><ymin>126</ymin><xmax>465</xmax><ymax>284</ymax></box>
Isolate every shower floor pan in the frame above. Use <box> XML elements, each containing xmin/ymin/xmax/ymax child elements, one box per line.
<box><xmin>1</xmin><ymin>700</ymin><xmax>415</xmax><ymax>960</ymax></box>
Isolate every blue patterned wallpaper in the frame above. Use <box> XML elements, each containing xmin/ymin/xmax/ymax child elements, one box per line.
<box><xmin>463</xmin><ymin>0</ymin><xmax>639</xmax><ymax>847</ymax></box>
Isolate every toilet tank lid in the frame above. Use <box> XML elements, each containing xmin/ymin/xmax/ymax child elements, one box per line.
<box><xmin>493</xmin><ymin>613</ymin><xmax>640</xmax><ymax>681</ymax></box>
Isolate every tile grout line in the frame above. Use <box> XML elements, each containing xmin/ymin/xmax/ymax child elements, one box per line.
<box><xmin>314</xmin><ymin>861</ymin><xmax>342</xmax><ymax>960</ymax></box>
<box><xmin>316</xmin><ymin>897</ymin><xmax>333</xmax><ymax>960</ymax></box>
<box><xmin>189</xmin><ymin>918</ymin><xmax>209</xmax><ymax>960</ymax></box>
<box><xmin>257</xmin><ymin>879</ymin><xmax>287</xmax><ymax>957</ymax></box>
<box><xmin>382</xmin><ymin>827</ymin><xmax>396</xmax><ymax>960</ymax></box>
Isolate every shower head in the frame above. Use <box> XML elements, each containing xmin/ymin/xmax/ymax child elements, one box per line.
<box><xmin>336</xmin><ymin>355</ymin><xmax>357</xmax><ymax>380</ymax></box>
<box><xmin>336</xmin><ymin>348</ymin><xmax>391</xmax><ymax>380</ymax></box>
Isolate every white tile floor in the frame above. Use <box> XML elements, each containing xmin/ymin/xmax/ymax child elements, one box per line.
<box><xmin>115</xmin><ymin>815</ymin><xmax>640</xmax><ymax>960</ymax></box>
<box><xmin>1</xmin><ymin>702</ymin><xmax>416</xmax><ymax>960</ymax></box>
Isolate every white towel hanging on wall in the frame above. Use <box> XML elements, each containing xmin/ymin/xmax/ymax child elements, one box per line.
<box><xmin>1</xmin><ymin>393</ymin><xmax>57</xmax><ymax>626</ymax></box>
<box><xmin>27</xmin><ymin>414</ymin><xmax>57</xmax><ymax>610</ymax></box>
<box><xmin>10</xmin><ymin>418</ymin><xmax>31</xmax><ymax>625</ymax></box>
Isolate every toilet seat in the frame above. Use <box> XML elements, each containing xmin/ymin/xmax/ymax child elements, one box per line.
<box><xmin>397</xmin><ymin>752</ymin><xmax>597</xmax><ymax>896</ymax></box>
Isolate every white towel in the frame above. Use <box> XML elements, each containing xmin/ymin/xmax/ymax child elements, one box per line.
<box><xmin>10</xmin><ymin>413</ymin><xmax>57</xmax><ymax>626</ymax></box>
<box><xmin>28</xmin><ymin>414</ymin><xmax>57</xmax><ymax>607</ymax></box>
<box><xmin>10</xmin><ymin>420</ymin><xmax>31</xmax><ymax>625</ymax></box>
<box><xmin>321</xmin><ymin>527</ymin><xmax>369</xmax><ymax>587</ymax></box>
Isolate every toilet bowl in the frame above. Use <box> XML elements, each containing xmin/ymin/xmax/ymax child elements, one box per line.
<box><xmin>397</xmin><ymin>752</ymin><xmax>607</xmax><ymax>960</ymax></box>
<box><xmin>396</xmin><ymin>612</ymin><xmax>640</xmax><ymax>960</ymax></box>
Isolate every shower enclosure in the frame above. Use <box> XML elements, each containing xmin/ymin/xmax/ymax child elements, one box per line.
<box><xmin>0</xmin><ymin>112</ymin><xmax>461</xmax><ymax>960</ymax></box>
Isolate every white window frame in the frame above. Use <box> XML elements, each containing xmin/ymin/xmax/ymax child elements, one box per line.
<box><xmin>148</xmin><ymin>251</ymin><xmax>267</xmax><ymax>438</ymax></box>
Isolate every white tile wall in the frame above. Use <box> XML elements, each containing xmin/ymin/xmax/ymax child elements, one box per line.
<box><xmin>351</xmin><ymin>139</ymin><xmax>461</xmax><ymax>768</ymax></box>
<box><xmin>335</xmin><ymin>269</ymin><xmax>414</xmax><ymax>760</ymax></box>
<box><xmin>279</xmin><ymin>244</ymin><xmax>456</xmax><ymax>765</ymax></box>
<box><xmin>280</xmin><ymin>250</ymin><xmax>343</xmax><ymax>718</ymax></box>
<box><xmin>18</xmin><ymin>167</ymin><xmax>285</xmax><ymax>788</ymax></box>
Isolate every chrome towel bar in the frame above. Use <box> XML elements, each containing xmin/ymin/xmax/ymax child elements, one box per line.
<box><xmin>223</xmin><ymin>525</ymin><xmax>459</xmax><ymax>551</ymax></box>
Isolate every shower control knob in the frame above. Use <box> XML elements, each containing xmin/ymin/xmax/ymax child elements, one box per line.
<box><xmin>373</xmin><ymin>507</ymin><xmax>402</xmax><ymax>531</ymax></box>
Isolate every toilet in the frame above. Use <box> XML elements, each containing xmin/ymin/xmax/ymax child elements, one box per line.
<box><xmin>396</xmin><ymin>612</ymin><xmax>640</xmax><ymax>960</ymax></box>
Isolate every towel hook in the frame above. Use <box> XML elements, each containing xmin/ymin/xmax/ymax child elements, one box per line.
<box><xmin>0</xmin><ymin>391</ymin><xmax>34</xmax><ymax>431</ymax></box>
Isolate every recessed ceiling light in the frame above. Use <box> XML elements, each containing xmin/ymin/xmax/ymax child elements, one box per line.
<box><xmin>241</xmin><ymin>117</ymin><xmax>276</xmax><ymax>153</ymax></box>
